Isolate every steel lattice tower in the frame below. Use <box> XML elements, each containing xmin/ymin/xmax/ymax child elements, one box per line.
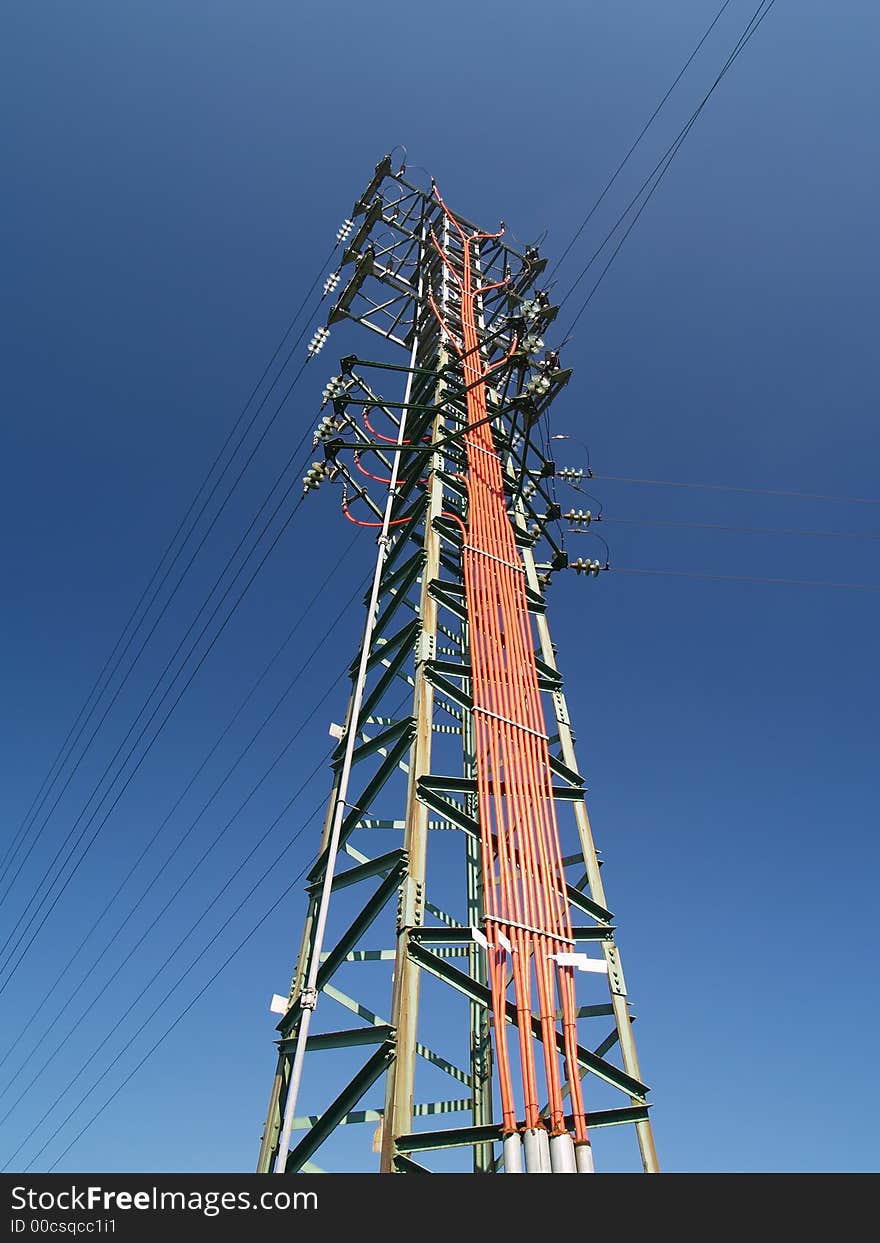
<box><xmin>256</xmin><ymin>157</ymin><xmax>658</xmax><ymax>1175</ymax></box>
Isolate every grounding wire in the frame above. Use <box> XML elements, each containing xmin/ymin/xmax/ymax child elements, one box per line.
<box><xmin>0</xmin><ymin>241</ymin><xmax>338</xmax><ymax>890</ymax></box>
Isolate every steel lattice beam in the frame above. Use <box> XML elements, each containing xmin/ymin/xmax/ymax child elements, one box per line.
<box><xmin>256</xmin><ymin>156</ymin><xmax>659</xmax><ymax>1175</ymax></box>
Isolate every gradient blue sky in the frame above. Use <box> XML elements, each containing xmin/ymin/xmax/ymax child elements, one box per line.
<box><xmin>1</xmin><ymin>1</ymin><xmax>878</xmax><ymax>1173</ymax></box>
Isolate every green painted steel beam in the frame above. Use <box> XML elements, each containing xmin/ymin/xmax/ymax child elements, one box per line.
<box><xmin>315</xmin><ymin>858</ymin><xmax>409</xmax><ymax>991</ymax></box>
<box><xmin>416</xmin><ymin>783</ymin><xmax>479</xmax><ymax>838</ymax></box>
<box><xmin>291</xmin><ymin>1099</ymin><xmax>472</xmax><ymax>1132</ymax></box>
<box><xmin>309</xmin><ymin>848</ymin><xmax>405</xmax><ymax>896</ymax></box>
<box><xmin>388</xmin><ymin>487</ymin><xmax>429</xmax><ymax>531</ymax></box>
<box><xmin>396</xmin><ymin>1122</ymin><xmax>499</xmax><ymax>1153</ymax></box>
<box><xmin>320</xmin><ymin>989</ymin><xmax>472</xmax><ymax>1092</ymax></box>
<box><xmin>335</xmin><ymin>720</ymin><xmax>416</xmax><ymax>845</ymax></box>
<box><xmin>420</xmin><ymin>773</ymin><xmax>586</xmax><ymax>804</ymax></box>
<box><xmin>302</xmin><ymin>1024</ymin><xmax>395</xmax><ymax>1052</ymax></box>
<box><xmin>566</xmin><ymin>883</ymin><xmax>614</xmax><ymax>925</ymax></box>
<box><xmin>586</xmin><ymin>1105</ymin><xmax>653</xmax><ymax>1130</ymax></box>
<box><xmin>317</xmin><ymin>945</ymin><xmax>468</xmax><ymax>961</ymax></box>
<box><xmin>393</xmin><ymin>1155</ymin><xmax>431</xmax><ymax>1173</ymax></box>
<box><xmin>343</xmin><ymin>354</ymin><xmax>442</xmax><ymax>379</ymax></box>
<box><xmin>423</xmin><ymin>665</ymin><xmax>473</xmax><ymax>713</ymax></box>
<box><xmin>380</xmin><ymin>515</ymin><xmax>423</xmax><ymax>579</ymax></box>
<box><xmin>283</xmin><ymin>864</ymin><xmax>409</xmax><ymax>1039</ymax></box>
<box><xmin>371</xmin><ymin>556</ymin><xmax>424</xmax><ymax>639</ymax></box>
<box><xmin>356</xmin><ymin>628</ymin><xmax>419</xmax><ymax>725</ymax></box>
<box><xmin>394</xmin><ymin>1106</ymin><xmax>651</xmax><ymax>1155</ymax></box>
<box><xmin>429</xmin><ymin>569</ymin><xmax>547</xmax><ymax>617</ymax></box>
<box><xmin>257</xmin><ymin>178</ymin><xmax>659</xmax><ymax>1173</ymax></box>
<box><xmin>594</xmin><ymin>1027</ymin><xmax>621</xmax><ymax>1060</ymax></box>
<box><xmin>533</xmin><ymin>654</ymin><xmax>564</xmax><ymax>690</ymax></box>
<box><xmin>375</xmin><ymin>542</ymin><xmax>425</xmax><ymax>598</ymax></box>
<box><xmin>548</xmin><ymin>752</ymin><xmax>585</xmax><ymax>789</ymax></box>
<box><xmin>423</xmin><ymin>901</ymin><xmax>463</xmax><ymax>929</ymax></box>
<box><xmin>372</xmin><ymin>550</ymin><xmax>426</xmax><ymax>615</ymax></box>
<box><xmin>406</xmin><ymin>941</ymin><xmax>649</xmax><ymax>1100</ymax></box>
<box><xmin>362</xmin><ymin>616</ymin><xmax>419</xmax><ymax>677</ymax></box>
<box><xmin>428</xmin><ymin>579</ymin><xmax>468</xmax><ymax>623</ymax></box>
<box><xmin>433</xmin><ymin>470</ymin><xmax>468</xmax><ymax>503</ymax></box>
<box><xmin>285</xmin><ymin>1040</ymin><xmax>396</xmax><ymax>1172</ymax></box>
<box><xmin>308</xmin><ymin>721</ymin><xmax>416</xmax><ymax>882</ymax></box>
<box><xmin>438</xmin><ymin>551</ymin><xmax>462</xmax><ymax>579</ymax></box>
<box><xmin>346</xmin><ymin>718</ymin><xmax>414</xmax><ymax>769</ymax></box>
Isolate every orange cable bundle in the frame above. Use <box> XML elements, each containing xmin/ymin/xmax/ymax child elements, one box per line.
<box><xmin>430</xmin><ymin>187</ymin><xmax>588</xmax><ymax>1146</ymax></box>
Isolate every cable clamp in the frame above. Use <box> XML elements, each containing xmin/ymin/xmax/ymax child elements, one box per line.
<box><xmin>300</xmin><ymin>987</ymin><xmax>319</xmax><ymax>1011</ymax></box>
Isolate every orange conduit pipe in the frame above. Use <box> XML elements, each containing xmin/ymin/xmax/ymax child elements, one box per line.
<box><xmin>430</xmin><ymin>185</ymin><xmax>589</xmax><ymax>1154</ymax></box>
<box><xmin>354</xmin><ymin>451</ymin><xmax>398</xmax><ymax>487</ymax></box>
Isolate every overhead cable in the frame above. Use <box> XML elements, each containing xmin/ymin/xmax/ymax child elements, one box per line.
<box><xmin>615</xmin><ymin>567</ymin><xmax>880</xmax><ymax>591</ymax></box>
<box><xmin>560</xmin><ymin>0</ymin><xmax>779</xmax><ymax>331</ymax></box>
<box><xmin>548</xmin><ymin>0</ymin><xmax>735</xmax><ymax>281</ymax></box>
<box><xmin>0</xmin><ymin>438</ymin><xmax>320</xmax><ymax>996</ymax></box>
<box><xmin>0</xmin><ymin>544</ymin><xmax>363</xmax><ymax>1091</ymax></box>
<box><xmin>0</xmin><ymin>243</ymin><xmax>337</xmax><ymax>890</ymax></box>
<box><xmin>591</xmin><ymin>474</ymin><xmax>880</xmax><ymax>505</ymax></box>
<box><xmin>602</xmin><ymin>517</ymin><xmax>880</xmax><ymax>540</ymax></box>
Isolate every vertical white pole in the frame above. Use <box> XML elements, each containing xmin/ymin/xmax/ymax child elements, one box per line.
<box><xmin>274</xmin><ymin>244</ymin><xmax>425</xmax><ymax>1174</ymax></box>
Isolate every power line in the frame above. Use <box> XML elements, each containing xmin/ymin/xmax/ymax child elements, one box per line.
<box><xmin>7</xmin><ymin>771</ymin><xmax>331</xmax><ymax>1172</ymax></box>
<box><xmin>0</xmin><ymin>351</ymin><xmax>313</xmax><ymax>911</ymax></box>
<box><xmin>615</xmin><ymin>567</ymin><xmax>880</xmax><ymax>591</ymax></box>
<box><xmin>0</xmin><ymin>335</ymin><xmax>343</xmax><ymax>962</ymax></box>
<box><xmin>560</xmin><ymin>0</ymin><xmax>778</xmax><ymax>331</ymax></box>
<box><xmin>0</xmin><ymin>654</ymin><xmax>349</xmax><ymax>1136</ymax></box>
<box><xmin>11</xmin><ymin>687</ymin><xmax>411</xmax><ymax>1171</ymax></box>
<box><xmin>0</xmin><ymin>468</ymin><xmax>312</xmax><ymax>996</ymax></box>
<box><xmin>10</xmin><ymin>17</ymin><xmax>805</xmax><ymax>1153</ymax></box>
<box><xmin>589</xmin><ymin>474</ymin><xmax>880</xmax><ymax>505</ymax></box>
<box><xmin>40</xmin><ymin>850</ymin><xmax>312</xmax><ymax>1175</ymax></box>
<box><xmin>548</xmin><ymin>0</ymin><xmax>734</xmax><ymax>280</ymax></box>
<box><xmin>0</xmin><ymin>539</ymin><xmax>363</xmax><ymax>1091</ymax></box>
<box><xmin>0</xmin><ymin>435</ymin><xmax>320</xmax><ymax>996</ymax></box>
<box><xmin>0</xmin><ymin>244</ymin><xmax>336</xmax><ymax>889</ymax></box>
<box><xmin>601</xmin><ymin>517</ymin><xmax>880</xmax><ymax>541</ymax></box>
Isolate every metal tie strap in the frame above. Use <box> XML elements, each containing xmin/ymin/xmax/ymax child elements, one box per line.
<box><xmin>462</xmin><ymin>545</ymin><xmax>526</xmax><ymax>574</ymax></box>
<box><xmin>472</xmin><ymin>703</ymin><xmax>548</xmax><ymax>741</ymax></box>
<box><xmin>484</xmin><ymin>915</ymin><xmax>575</xmax><ymax>947</ymax></box>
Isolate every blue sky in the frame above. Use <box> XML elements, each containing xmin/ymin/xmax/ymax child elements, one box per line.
<box><xmin>1</xmin><ymin>1</ymin><xmax>878</xmax><ymax>1173</ymax></box>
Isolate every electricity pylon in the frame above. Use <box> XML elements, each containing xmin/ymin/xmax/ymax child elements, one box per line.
<box><xmin>256</xmin><ymin>156</ymin><xmax>658</xmax><ymax>1174</ymax></box>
